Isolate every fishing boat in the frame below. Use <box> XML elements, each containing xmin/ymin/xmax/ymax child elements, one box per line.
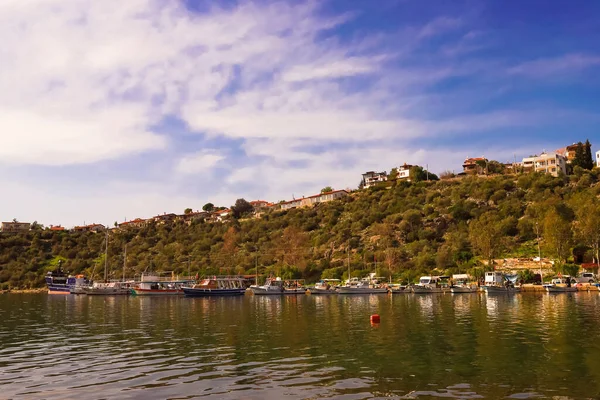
<box><xmin>284</xmin><ymin>279</ymin><xmax>307</xmax><ymax>295</ymax></box>
<box><xmin>450</xmin><ymin>274</ymin><xmax>478</xmax><ymax>294</ymax></box>
<box><xmin>482</xmin><ymin>271</ymin><xmax>520</xmax><ymax>294</ymax></box>
<box><xmin>131</xmin><ymin>272</ymin><xmax>194</xmax><ymax>296</ymax></box>
<box><xmin>250</xmin><ymin>277</ymin><xmax>285</xmax><ymax>295</ymax></box>
<box><xmin>411</xmin><ymin>276</ymin><xmax>449</xmax><ymax>294</ymax></box>
<box><xmin>338</xmin><ymin>274</ymin><xmax>388</xmax><ymax>294</ymax></box>
<box><xmin>69</xmin><ymin>275</ymin><xmax>91</xmax><ymax>294</ymax></box>
<box><xmin>45</xmin><ymin>263</ymin><xmax>89</xmax><ymax>294</ymax></box>
<box><xmin>544</xmin><ymin>276</ymin><xmax>578</xmax><ymax>293</ymax></box>
<box><xmin>84</xmin><ymin>281</ymin><xmax>132</xmax><ymax>295</ymax></box>
<box><xmin>183</xmin><ymin>276</ymin><xmax>247</xmax><ymax>297</ymax></box>
<box><xmin>309</xmin><ymin>279</ymin><xmax>340</xmax><ymax>294</ymax></box>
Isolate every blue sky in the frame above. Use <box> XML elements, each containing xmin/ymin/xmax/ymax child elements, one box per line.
<box><xmin>0</xmin><ymin>0</ymin><xmax>598</xmax><ymax>227</ymax></box>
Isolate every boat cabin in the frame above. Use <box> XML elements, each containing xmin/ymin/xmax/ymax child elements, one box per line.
<box><xmin>418</xmin><ymin>276</ymin><xmax>450</xmax><ymax>287</ymax></box>
<box><xmin>485</xmin><ymin>271</ymin><xmax>504</xmax><ymax>285</ymax></box>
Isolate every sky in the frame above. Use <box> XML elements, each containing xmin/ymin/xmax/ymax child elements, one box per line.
<box><xmin>1</xmin><ymin>0</ymin><xmax>599</xmax><ymax>227</ymax></box>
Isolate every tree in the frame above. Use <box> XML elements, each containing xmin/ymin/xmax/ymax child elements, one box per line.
<box><xmin>487</xmin><ymin>160</ymin><xmax>505</xmax><ymax>174</ymax></box>
<box><xmin>321</xmin><ymin>186</ymin><xmax>333</xmax><ymax>193</ymax></box>
<box><xmin>202</xmin><ymin>203</ymin><xmax>215</xmax><ymax>212</ymax></box>
<box><xmin>388</xmin><ymin>168</ymin><xmax>398</xmax><ymax>181</ymax></box>
<box><xmin>184</xmin><ymin>208</ymin><xmax>193</xmax><ymax>215</ymax></box>
<box><xmin>469</xmin><ymin>211</ymin><xmax>505</xmax><ymax>267</ymax></box>
<box><xmin>571</xmin><ymin>141</ymin><xmax>585</xmax><ymax>170</ymax></box>
<box><xmin>543</xmin><ymin>208</ymin><xmax>573</xmax><ymax>264</ymax></box>
<box><xmin>231</xmin><ymin>198</ymin><xmax>254</xmax><ymax>219</ymax></box>
<box><xmin>573</xmin><ymin>197</ymin><xmax>600</xmax><ymax>264</ymax></box>
<box><xmin>409</xmin><ymin>166</ymin><xmax>439</xmax><ymax>182</ymax></box>
<box><xmin>583</xmin><ymin>139</ymin><xmax>594</xmax><ymax>170</ymax></box>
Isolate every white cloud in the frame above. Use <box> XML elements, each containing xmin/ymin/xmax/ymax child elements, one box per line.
<box><xmin>176</xmin><ymin>151</ymin><xmax>225</xmax><ymax>175</ymax></box>
<box><xmin>417</xmin><ymin>17</ymin><xmax>463</xmax><ymax>38</ymax></box>
<box><xmin>508</xmin><ymin>53</ymin><xmax>600</xmax><ymax>77</ymax></box>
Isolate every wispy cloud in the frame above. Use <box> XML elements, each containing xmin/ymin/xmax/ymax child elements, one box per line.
<box><xmin>508</xmin><ymin>53</ymin><xmax>600</xmax><ymax>77</ymax></box>
<box><xmin>176</xmin><ymin>151</ymin><xmax>225</xmax><ymax>175</ymax></box>
<box><xmin>417</xmin><ymin>16</ymin><xmax>463</xmax><ymax>38</ymax></box>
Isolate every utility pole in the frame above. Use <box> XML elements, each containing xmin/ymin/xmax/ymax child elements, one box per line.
<box><xmin>426</xmin><ymin>164</ymin><xmax>429</xmax><ymax>181</ymax></box>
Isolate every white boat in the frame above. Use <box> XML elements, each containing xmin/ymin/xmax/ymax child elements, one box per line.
<box><xmin>482</xmin><ymin>285</ymin><xmax>521</xmax><ymax>294</ymax></box>
<box><xmin>309</xmin><ymin>279</ymin><xmax>340</xmax><ymax>294</ymax></box>
<box><xmin>84</xmin><ymin>281</ymin><xmax>132</xmax><ymax>295</ymax></box>
<box><xmin>544</xmin><ymin>276</ymin><xmax>578</xmax><ymax>293</ymax></box>
<box><xmin>411</xmin><ymin>276</ymin><xmax>449</xmax><ymax>293</ymax></box>
<box><xmin>338</xmin><ymin>274</ymin><xmax>388</xmax><ymax>294</ymax></box>
<box><xmin>450</xmin><ymin>274</ymin><xmax>478</xmax><ymax>294</ymax></box>
<box><xmin>388</xmin><ymin>284</ymin><xmax>410</xmax><ymax>294</ymax></box>
<box><xmin>250</xmin><ymin>277</ymin><xmax>285</xmax><ymax>295</ymax></box>
<box><xmin>131</xmin><ymin>272</ymin><xmax>194</xmax><ymax>296</ymax></box>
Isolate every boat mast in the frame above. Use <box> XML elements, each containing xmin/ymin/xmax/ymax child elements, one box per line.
<box><xmin>104</xmin><ymin>229</ymin><xmax>109</xmax><ymax>282</ymax></box>
<box><xmin>347</xmin><ymin>242</ymin><xmax>350</xmax><ymax>283</ymax></box>
<box><xmin>123</xmin><ymin>243</ymin><xmax>127</xmax><ymax>282</ymax></box>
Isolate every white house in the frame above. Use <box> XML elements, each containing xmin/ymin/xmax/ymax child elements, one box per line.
<box><xmin>597</xmin><ymin>150</ymin><xmax>600</xmax><ymax>167</ymax></box>
<box><xmin>362</xmin><ymin>171</ymin><xmax>387</xmax><ymax>188</ymax></box>
<box><xmin>397</xmin><ymin>164</ymin><xmax>413</xmax><ymax>180</ymax></box>
<box><xmin>521</xmin><ymin>152</ymin><xmax>567</xmax><ymax>177</ymax></box>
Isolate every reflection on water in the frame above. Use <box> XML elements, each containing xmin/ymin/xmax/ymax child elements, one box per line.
<box><xmin>2</xmin><ymin>293</ymin><xmax>600</xmax><ymax>398</ymax></box>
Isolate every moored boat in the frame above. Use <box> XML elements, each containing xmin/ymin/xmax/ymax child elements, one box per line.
<box><xmin>131</xmin><ymin>272</ymin><xmax>193</xmax><ymax>296</ymax></box>
<box><xmin>338</xmin><ymin>274</ymin><xmax>388</xmax><ymax>294</ymax></box>
<box><xmin>388</xmin><ymin>284</ymin><xmax>410</xmax><ymax>294</ymax></box>
<box><xmin>411</xmin><ymin>276</ymin><xmax>449</xmax><ymax>294</ymax></box>
<box><xmin>250</xmin><ymin>277</ymin><xmax>285</xmax><ymax>295</ymax></box>
<box><xmin>46</xmin><ymin>265</ymin><xmax>89</xmax><ymax>294</ymax></box>
<box><xmin>183</xmin><ymin>276</ymin><xmax>247</xmax><ymax>297</ymax></box>
<box><xmin>309</xmin><ymin>279</ymin><xmax>340</xmax><ymax>294</ymax></box>
<box><xmin>450</xmin><ymin>274</ymin><xmax>478</xmax><ymax>294</ymax></box>
<box><xmin>544</xmin><ymin>276</ymin><xmax>578</xmax><ymax>293</ymax></box>
<box><xmin>284</xmin><ymin>279</ymin><xmax>307</xmax><ymax>295</ymax></box>
<box><xmin>482</xmin><ymin>271</ymin><xmax>520</xmax><ymax>294</ymax></box>
<box><xmin>84</xmin><ymin>281</ymin><xmax>132</xmax><ymax>295</ymax></box>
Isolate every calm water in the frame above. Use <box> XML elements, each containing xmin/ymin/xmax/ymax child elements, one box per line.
<box><xmin>2</xmin><ymin>293</ymin><xmax>600</xmax><ymax>399</ymax></box>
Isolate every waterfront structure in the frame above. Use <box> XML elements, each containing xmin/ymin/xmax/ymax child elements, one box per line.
<box><xmin>280</xmin><ymin>190</ymin><xmax>348</xmax><ymax>211</ymax></box>
<box><xmin>73</xmin><ymin>223</ymin><xmax>106</xmax><ymax>233</ymax></box>
<box><xmin>521</xmin><ymin>152</ymin><xmax>566</xmax><ymax>177</ymax></box>
<box><xmin>361</xmin><ymin>171</ymin><xmax>387</xmax><ymax>188</ymax></box>
<box><xmin>462</xmin><ymin>157</ymin><xmax>487</xmax><ymax>174</ymax></box>
<box><xmin>1</xmin><ymin>221</ymin><xmax>31</xmax><ymax>233</ymax></box>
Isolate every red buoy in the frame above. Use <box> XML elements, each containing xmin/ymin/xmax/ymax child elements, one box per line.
<box><xmin>370</xmin><ymin>314</ymin><xmax>380</xmax><ymax>324</ymax></box>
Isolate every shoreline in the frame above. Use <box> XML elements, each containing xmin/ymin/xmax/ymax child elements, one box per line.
<box><xmin>1</xmin><ymin>288</ymin><xmax>47</xmax><ymax>294</ymax></box>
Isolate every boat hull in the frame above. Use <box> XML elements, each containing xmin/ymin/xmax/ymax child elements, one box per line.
<box><xmin>84</xmin><ymin>288</ymin><xmax>130</xmax><ymax>295</ymax></box>
<box><xmin>309</xmin><ymin>288</ymin><xmax>338</xmax><ymax>295</ymax></box>
<box><xmin>338</xmin><ymin>287</ymin><xmax>388</xmax><ymax>294</ymax></box>
<box><xmin>545</xmin><ymin>285</ymin><xmax>577</xmax><ymax>293</ymax></box>
<box><xmin>284</xmin><ymin>288</ymin><xmax>307</xmax><ymax>295</ymax></box>
<box><xmin>250</xmin><ymin>287</ymin><xmax>284</xmax><ymax>295</ymax></box>
<box><xmin>482</xmin><ymin>285</ymin><xmax>520</xmax><ymax>294</ymax></box>
<box><xmin>183</xmin><ymin>288</ymin><xmax>246</xmax><ymax>297</ymax></box>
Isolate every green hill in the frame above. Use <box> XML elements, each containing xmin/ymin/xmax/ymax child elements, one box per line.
<box><xmin>2</xmin><ymin>169</ymin><xmax>600</xmax><ymax>290</ymax></box>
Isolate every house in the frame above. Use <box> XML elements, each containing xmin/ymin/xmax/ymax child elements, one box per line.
<box><xmin>178</xmin><ymin>211</ymin><xmax>209</xmax><ymax>225</ymax></box>
<box><xmin>556</xmin><ymin>142</ymin><xmax>591</xmax><ymax>164</ymax></box>
<box><xmin>73</xmin><ymin>223</ymin><xmax>106</xmax><ymax>233</ymax></box>
<box><xmin>362</xmin><ymin>171</ymin><xmax>387</xmax><ymax>188</ymax></box>
<box><xmin>1</xmin><ymin>221</ymin><xmax>31</xmax><ymax>233</ymax></box>
<box><xmin>597</xmin><ymin>150</ymin><xmax>600</xmax><ymax>167</ymax></box>
<box><xmin>118</xmin><ymin>218</ymin><xmax>147</xmax><ymax>229</ymax></box>
<box><xmin>212</xmin><ymin>209</ymin><xmax>231</xmax><ymax>222</ymax></box>
<box><xmin>280</xmin><ymin>190</ymin><xmax>348</xmax><ymax>211</ymax></box>
<box><xmin>49</xmin><ymin>225</ymin><xmax>65</xmax><ymax>231</ymax></box>
<box><xmin>152</xmin><ymin>213</ymin><xmax>177</xmax><ymax>224</ymax></box>
<box><xmin>462</xmin><ymin>157</ymin><xmax>487</xmax><ymax>174</ymax></box>
<box><xmin>397</xmin><ymin>164</ymin><xmax>413</xmax><ymax>180</ymax></box>
<box><xmin>250</xmin><ymin>200</ymin><xmax>273</xmax><ymax>211</ymax></box>
<box><xmin>521</xmin><ymin>152</ymin><xmax>566</xmax><ymax>177</ymax></box>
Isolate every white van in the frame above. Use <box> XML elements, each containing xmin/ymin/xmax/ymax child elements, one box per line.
<box><xmin>575</xmin><ymin>272</ymin><xmax>596</xmax><ymax>284</ymax></box>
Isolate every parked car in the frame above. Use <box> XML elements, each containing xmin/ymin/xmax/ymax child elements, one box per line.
<box><xmin>575</xmin><ymin>272</ymin><xmax>596</xmax><ymax>284</ymax></box>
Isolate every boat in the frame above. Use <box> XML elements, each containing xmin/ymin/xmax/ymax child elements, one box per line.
<box><xmin>131</xmin><ymin>272</ymin><xmax>194</xmax><ymax>296</ymax></box>
<box><xmin>482</xmin><ymin>271</ymin><xmax>520</xmax><ymax>294</ymax></box>
<box><xmin>411</xmin><ymin>276</ymin><xmax>450</xmax><ymax>294</ymax></box>
<box><xmin>45</xmin><ymin>263</ymin><xmax>89</xmax><ymax>294</ymax></box>
<box><xmin>284</xmin><ymin>279</ymin><xmax>307</xmax><ymax>295</ymax></box>
<box><xmin>69</xmin><ymin>275</ymin><xmax>91</xmax><ymax>294</ymax></box>
<box><xmin>309</xmin><ymin>279</ymin><xmax>340</xmax><ymax>294</ymax></box>
<box><xmin>183</xmin><ymin>276</ymin><xmax>247</xmax><ymax>297</ymax></box>
<box><xmin>83</xmin><ymin>232</ymin><xmax>131</xmax><ymax>295</ymax></box>
<box><xmin>84</xmin><ymin>281</ymin><xmax>132</xmax><ymax>295</ymax></box>
<box><xmin>450</xmin><ymin>274</ymin><xmax>478</xmax><ymax>294</ymax></box>
<box><xmin>250</xmin><ymin>277</ymin><xmax>286</xmax><ymax>295</ymax></box>
<box><xmin>544</xmin><ymin>276</ymin><xmax>578</xmax><ymax>293</ymax></box>
<box><xmin>338</xmin><ymin>274</ymin><xmax>388</xmax><ymax>294</ymax></box>
<box><xmin>388</xmin><ymin>283</ymin><xmax>410</xmax><ymax>293</ymax></box>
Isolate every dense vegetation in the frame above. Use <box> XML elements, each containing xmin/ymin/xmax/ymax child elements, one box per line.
<box><xmin>2</xmin><ymin>167</ymin><xmax>600</xmax><ymax>290</ymax></box>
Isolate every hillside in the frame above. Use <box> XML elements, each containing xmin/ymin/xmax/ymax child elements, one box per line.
<box><xmin>2</xmin><ymin>169</ymin><xmax>600</xmax><ymax>290</ymax></box>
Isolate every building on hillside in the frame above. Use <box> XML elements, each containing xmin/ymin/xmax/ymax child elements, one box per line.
<box><xmin>1</xmin><ymin>221</ymin><xmax>31</xmax><ymax>233</ymax></box>
<box><xmin>361</xmin><ymin>171</ymin><xmax>387</xmax><ymax>188</ymax></box>
<box><xmin>178</xmin><ymin>211</ymin><xmax>209</xmax><ymax>225</ymax></box>
<box><xmin>118</xmin><ymin>218</ymin><xmax>147</xmax><ymax>229</ymax></box>
<box><xmin>397</xmin><ymin>164</ymin><xmax>413</xmax><ymax>180</ymax></box>
<box><xmin>555</xmin><ymin>142</ymin><xmax>592</xmax><ymax>164</ymax></box>
<box><xmin>250</xmin><ymin>200</ymin><xmax>273</xmax><ymax>211</ymax></box>
<box><xmin>521</xmin><ymin>152</ymin><xmax>566</xmax><ymax>177</ymax></box>
<box><xmin>462</xmin><ymin>157</ymin><xmax>487</xmax><ymax>174</ymax></box>
<box><xmin>73</xmin><ymin>223</ymin><xmax>106</xmax><ymax>233</ymax></box>
<box><xmin>49</xmin><ymin>225</ymin><xmax>65</xmax><ymax>231</ymax></box>
<box><xmin>152</xmin><ymin>213</ymin><xmax>177</xmax><ymax>224</ymax></box>
<box><xmin>597</xmin><ymin>150</ymin><xmax>600</xmax><ymax>167</ymax></box>
<box><xmin>211</xmin><ymin>209</ymin><xmax>231</xmax><ymax>222</ymax></box>
<box><xmin>280</xmin><ymin>190</ymin><xmax>348</xmax><ymax>211</ymax></box>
